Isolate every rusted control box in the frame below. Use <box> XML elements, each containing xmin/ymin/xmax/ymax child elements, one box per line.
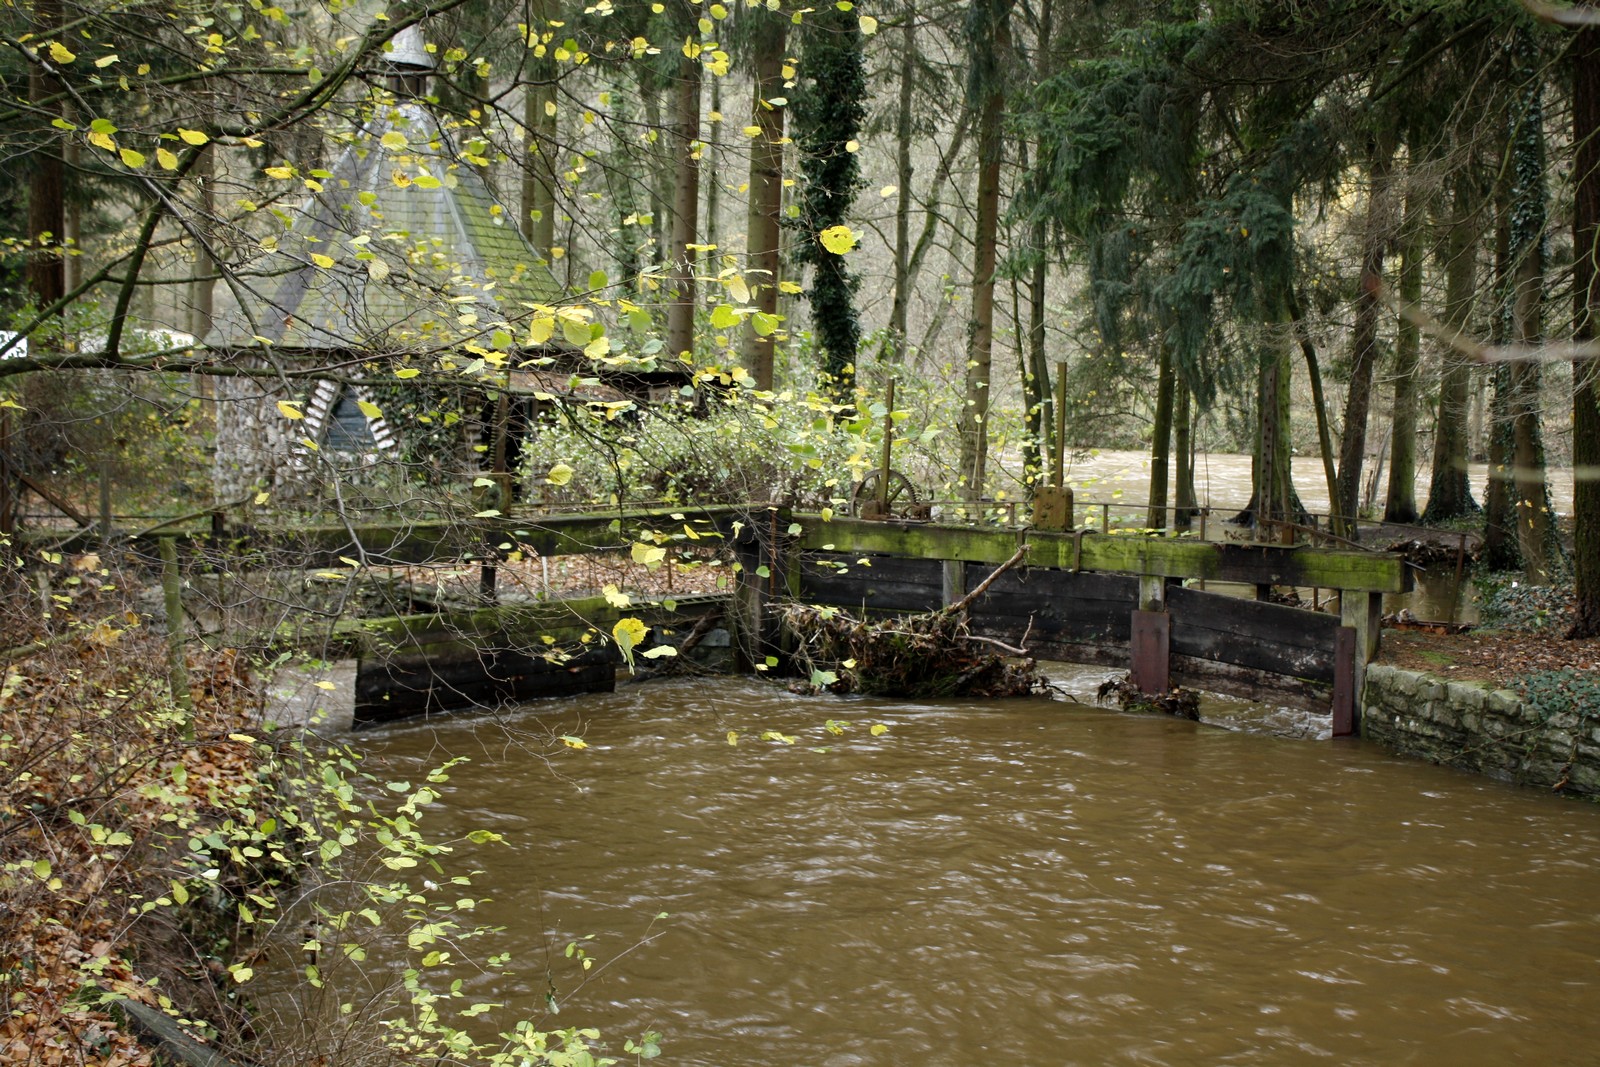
<box><xmin>1032</xmin><ymin>486</ymin><xmax>1074</xmax><ymax>531</ymax></box>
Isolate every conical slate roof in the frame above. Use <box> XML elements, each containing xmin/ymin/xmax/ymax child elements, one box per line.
<box><xmin>207</xmin><ymin>101</ymin><xmax>561</xmax><ymax>355</ymax></box>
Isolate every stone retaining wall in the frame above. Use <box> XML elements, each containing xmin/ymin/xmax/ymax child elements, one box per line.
<box><xmin>1361</xmin><ymin>665</ymin><xmax>1600</xmax><ymax>796</ymax></box>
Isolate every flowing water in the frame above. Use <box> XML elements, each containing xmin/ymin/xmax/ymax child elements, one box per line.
<box><xmin>349</xmin><ymin>678</ymin><xmax>1600</xmax><ymax>1066</ymax></box>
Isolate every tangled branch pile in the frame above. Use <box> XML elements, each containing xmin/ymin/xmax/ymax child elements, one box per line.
<box><xmin>779</xmin><ymin>547</ymin><xmax>1050</xmax><ymax>699</ymax></box>
<box><xmin>781</xmin><ymin>603</ymin><xmax>1050</xmax><ymax>698</ymax></box>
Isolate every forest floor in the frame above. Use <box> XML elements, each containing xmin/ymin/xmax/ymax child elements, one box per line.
<box><xmin>1377</xmin><ymin>625</ymin><xmax>1600</xmax><ymax>690</ymax></box>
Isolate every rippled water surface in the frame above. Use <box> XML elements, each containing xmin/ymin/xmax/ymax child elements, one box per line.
<box><xmin>358</xmin><ymin>679</ymin><xmax>1600</xmax><ymax>1066</ymax></box>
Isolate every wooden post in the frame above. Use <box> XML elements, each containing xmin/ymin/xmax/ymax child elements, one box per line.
<box><xmin>1332</xmin><ymin>625</ymin><xmax>1357</xmax><ymax>736</ymax></box>
<box><xmin>1051</xmin><ymin>366</ymin><xmax>1067</xmax><ymax>488</ymax></box>
<box><xmin>942</xmin><ymin>559</ymin><xmax>965</xmax><ymax>606</ymax></box>
<box><xmin>877</xmin><ymin>378</ymin><xmax>895</xmax><ymax>515</ymax></box>
<box><xmin>1131</xmin><ymin>573</ymin><xmax>1170</xmax><ymax>694</ymax></box>
<box><xmin>1339</xmin><ymin>589</ymin><xmax>1382</xmax><ymax>718</ymax></box>
<box><xmin>158</xmin><ymin>536</ymin><xmax>195</xmax><ymax>736</ymax></box>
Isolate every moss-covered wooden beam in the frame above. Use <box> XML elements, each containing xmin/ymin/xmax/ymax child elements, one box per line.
<box><xmin>791</xmin><ymin>517</ymin><xmax>1411</xmax><ymax>593</ymax></box>
<box><xmin>265</xmin><ymin>505</ymin><xmax>752</xmax><ymax>566</ymax></box>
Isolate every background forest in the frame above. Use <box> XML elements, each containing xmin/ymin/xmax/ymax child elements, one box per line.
<box><xmin>3</xmin><ymin>0</ymin><xmax>1600</xmax><ymax>633</ymax></box>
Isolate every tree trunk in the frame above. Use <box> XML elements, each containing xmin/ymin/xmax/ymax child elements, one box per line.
<box><xmin>887</xmin><ymin>6</ymin><xmax>916</xmax><ymax>365</ymax></box>
<box><xmin>1483</xmin><ymin>165</ymin><xmax>1521</xmax><ymax>572</ymax></box>
<box><xmin>1023</xmin><ymin>0</ymin><xmax>1056</xmax><ymax>493</ymax></box>
<box><xmin>1335</xmin><ymin>134</ymin><xmax>1397</xmax><ymax>536</ymax></box>
<box><xmin>1146</xmin><ymin>342</ymin><xmax>1174</xmax><ymax>530</ymax></box>
<box><xmin>27</xmin><ymin>0</ymin><xmax>65</xmax><ymax>311</ymax></box>
<box><xmin>666</xmin><ymin>1</ymin><xmax>703</xmax><ymax>364</ymax></box>
<box><xmin>1251</xmin><ymin>317</ymin><xmax>1299</xmax><ymax>532</ymax></box>
<box><xmin>1174</xmin><ymin>379</ymin><xmax>1196</xmax><ymax>530</ymax></box>
<box><xmin>957</xmin><ymin>0</ymin><xmax>1014</xmax><ymax>503</ymax></box>
<box><xmin>1572</xmin><ymin>25</ymin><xmax>1600</xmax><ymax>637</ymax></box>
<box><xmin>1383</xmin><ymin>185</ymin><xmax>1423</xmax><ymax>523</ymax></box>
<box><xmin>1507</xmin><ymin>31</ymin><xmax>1553</xmax><ymax>583</ymax></box>
<box><xmin>521</xmin><ymin>0</ymin><xmax>559</xmax><ymax>259</ymax></box>
<box><xmin>189</xmin><ymin>144</ymin><xmax>216</xmax><ymax>341</ymax></box>
<box><xmin>1421</xmin><ymin>165</ymin><xmax>1481</xmax><ymax>523</ymax></box>
<box><xmin>1287</xmin><ymin>288</ymin><xmax>1340</xmax><ymax>529</ymax></box>
<box><xmin>740</xmin><ymin>13</ymin><xmax>787</xmax><ymax>390</ymax></box>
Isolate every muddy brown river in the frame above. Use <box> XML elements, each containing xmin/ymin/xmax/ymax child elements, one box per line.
<box><xmin>341</xmin><ymin>677</ymin><xmax>1600</xmax><ymax>1066</ymax></box>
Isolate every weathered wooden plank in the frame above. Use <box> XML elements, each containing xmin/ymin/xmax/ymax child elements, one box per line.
<box><xmin>792</xmin><ymin>517</ymin><xmax>1410</xmax><ymax>593</ymax></box>
<box><xmin>1166</xmin><ymin>585</ymin><xmax>1340</xmax><ymax>651</ymax></box>
<box><xmin>1168</xmin><ymin>655</ymin><xmax>1332</xmax><ymax>714</ymax></box>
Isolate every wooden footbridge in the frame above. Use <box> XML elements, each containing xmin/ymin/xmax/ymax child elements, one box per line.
<box><xmin>65</xmin><ymin>503</ymin><xmax>1408</xmax><ymax>730</ymax></box>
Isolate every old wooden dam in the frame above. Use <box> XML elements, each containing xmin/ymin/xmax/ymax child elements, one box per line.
<box><xmin>151</xmin><ymin>503</ymin><xmax>1408</xmax><ymax>732</ymax></box>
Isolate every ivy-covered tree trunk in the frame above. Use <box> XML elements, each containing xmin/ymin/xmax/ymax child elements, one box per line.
<box><xmin>1251</xmin><ymin>318</ymin><xmax>1299</xmax><ymax>531</ymax></box>
<box><xmin>740</xmin><ymin>9</ymin><xmax>788</xmax><ymax>390</ymax></box>
<box><xmin>792</xmin><ymin>1</ymin><xmax>866</xmax><ymax>401</ymax></box>
<box><xmin>958</xmin><ymin>0</ymin><xmax>1014</xmax><ymax>502</ymax></box>
<box><xmin>1383</xmin><ymin>185</ymin><xmax>1423</xmax><ymax>523</ymax></box>
<box><xmin>1483</xmin><ymin>171</ymin><xmax>1521</xmax><ymax>572</ymax></box>
<box><xmin>666</xmin><ymin>0</ymin><xmax>704</xmax><ymax>364</ymax></box>
<box><xmin>1421</xmin><ymin>165</ymin><xmax>1482</xmax><ymax>523</ymax></box>
<box><xmin>1335</xmin><ymin>133</ymin><xmax>1397</xmax><ymax>536</ymax></box>
<box><xmin>1572</xmin><ymin>24</ymin><xmax>1600</xmax><ymax>638</ymax></box>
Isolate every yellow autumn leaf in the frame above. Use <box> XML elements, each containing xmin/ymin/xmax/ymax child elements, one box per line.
<box><xmin>380</xmin><ymin>131</ymin><xmax>408</xmax><ymax>150</ymax></box>
<box><xmin>630</xmin><ymin>541</ymin><xmax>667</xmax><ymax>566</ymax></box>
<box><xmin>612</xmin><ymin>616</ymin><xmax>648</xmax><ymax>660</ymax></box>
<box><xmin>603</xmin><ymin>584</ymin><xmax>632</xmax><ymax>609</ymax></box>
<box><xmin>94</xmin><ymin>54</ymin><xmax>118</xmax><ymax>68</ymax></box>
<box><xmin>859</xmin><ymin>14</ymin><xmax>878</xmax><ymax>33</ymax></box>
<box><xmin>546</xmin><ymin>462</ymin><xmax>574</xmax><ymax>486</ymax></box>
<box><xmin>413</xmin><ymin>174</ymin><xmax>442</xmax><ymax>189</ymax></box>
<box><xmin>88</xmin><ymin>131</ymin><xmax>115</xmax><ymax>152</ymax></box>
<box><xmin>357</xmin><ymin>399</ymin><xmax>382</xmax><ymax>419</ymax></box>
<box><xmin>48</xmin><ymin>42</ymin><xmax>75</xmax><ymax>63</ymax></box>
<box><xmin>276</xmin><ymin>401</ymin><xmax>304</xmax><ymax>419</ymax></box>
<box><xmin>264</xmin><ymin>165</ymin><xmax>294</xmax><ymax>179</ymax></box>
<box><xmin>394</xmin><ymin>367</ymin><xmax>421</xmax><ymax>379</ymax></box>
<box><xmin>726</xmin><ymin>730</ymin><xmax>739</xmax><ymax>746</ymax></box>
<box><xmin>156</xmin><ymin>147</ymin><xmax>179</xmax><ymax>170</ymax></box>
<box><xmin>177</xmin><ymin>128</ymin><xmax>209</xmax><ymax>145</ymax></box>
<box><xmin>818</xmin><ymin>224</ymin><xmax>856</xmax><ymax>255</ymax></box>
<box><xmin>310</xmin><ymin>252</ymin><xmax>334</xmax><ymax>269</ymax></box>
<box><xmin>870</xmin><ymin>723</ymin><xmax>889</xmax><ymax>736</ymax></box>
<box><xmin>119</xmin><ymin>147</ymin><xmax>145</xmax><ymax>168</ymax></box>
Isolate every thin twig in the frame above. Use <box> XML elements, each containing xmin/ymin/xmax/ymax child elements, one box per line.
<box><xmin>946</xmin><ymin>544</ymin><xmax>1028</xmax><ymax>615</ymax></box>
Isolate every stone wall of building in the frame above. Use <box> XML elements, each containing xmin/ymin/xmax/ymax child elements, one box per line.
<box><xmin>1361</xmin><ymin>665</ymin><xmax>1600</xmax><ymax>797</ymax></box>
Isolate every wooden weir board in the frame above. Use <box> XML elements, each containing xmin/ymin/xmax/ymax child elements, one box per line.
<box><xmin>794</xmin><ymin>517</ymin><xmax>1410</xmax><ymax>594</ymax></box>
<box><xmin>800</xmin><ymin>554</ymin><xmax>1138</xmax><ymax>643</ymax></box>
<box><xmin>1166</xmin><ymin>585</ymin><xmax>1339</xmax><ymax>684</ymax></box>
<box><xmin>798</xmin><ymin>550</ymin><xmax>1342</xmax><ymax>696</ymax></box>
